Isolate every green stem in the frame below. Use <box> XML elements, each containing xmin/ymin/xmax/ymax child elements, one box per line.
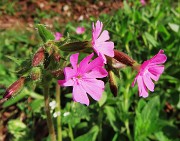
<box><xmin>98</xmin><ymin>109</ymin><xmax>103</xmax><ymax>141</ymax></box>
<box><xmin>56</xmin><ymin>84</ymin><xmax>62</xmax><ymax>141</ymax></box>
<box><xmin>68</xmin><ymin>123</ymin><xmax>74</xmax><ymax>141</ymax></box>
<box><xmin>43</xmin><ymin>84</ymin><xmax>56</xmax><ymax>141</ymax></box>
<box><xmin>125</xmin><ymin>120</ymin><xmax>133</xmax><ymax>141</ymax></box>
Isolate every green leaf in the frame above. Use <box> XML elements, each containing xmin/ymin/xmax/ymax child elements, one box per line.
<box><xmin>168</xmin><ymin>23</ymin><xmax>179</xmax><ymax>33</ymax></box>
<box><xmin>58</xmin><ymin>41</ymin><xmax>91</xmax><ymax>52</ymax></box>
<box><xmin>135</xmin><ymin>96</ymin><xmax>162</xmax><ymax>141</ymax></box>
<box><xmin>36</xmin><ymin>24</ymin><xmax>55</xmax><ymax>42</ymax></box>
<box><xmin>98</xmin><ymin>92</ymin><xmax>107</xmax><ymax>107</ymax></box>
<box><xmin>144</xmin><ymin>32</ymin><xmax>159</xmax><ymax>47</ymax></box>
<box><xmin>104</xmin><ymin>106</ymin><xmax>118</xmax><ymax>131</ymax></box>
<box><xmin>75</xmin><ymin>126</ymin><xmax>99</xmax><ymax>141</ymax></box>
<box><xmin>3</xmin><ymin>88</ymin><xmax>43</xmax><ymax>108</ymax></box>
<box><xmin>5</xmin><ymin>55</ymin><xmax>23</xmax><ymax>65</ymax></box>
<box><xmin>29</xmin><ymin>99</ymin><xmax>44</xmax><ymax>113</ymax></box>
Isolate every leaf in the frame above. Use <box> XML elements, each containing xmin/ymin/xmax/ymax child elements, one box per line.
<box><xmin>58</xmin><ymin>41</ymin><xmax>91</xmax><ymax>52</ymax></box>
<box><xmin>168</xmin><ymin>23</ymin><xmax>179</xmax><ymax>33</ymax></box>
<box><xmin>98</xmin><ymin>92</ymin><xmax>107</xmax><ymax>107</ymax></box>
<box><xmin>5</xmin><ymin>55</ymin><xmax>23</xmax><ymax>65</ymax></box>
<box><xmin>3</xmin><ymin>88</ymin><xmax>43</xmax><ymax>108</ymax></box>
<box><xmin>75</xmin><ymin>126</ymin><xmax>99</xmax><ymax>141</ymax></box>
<box><xmin>154</xmin><ymin>132</ymin><xmax>171</xmax><ymax>141</ymax></box>
<box><xmin>104</xmin><ymin>106</ymin><xmax>118</xmax><ymax>131</ymax></box>
<box><xmin>36</xmin><ymin>24</ymin><xmax>55</xmax><ymax>42</ymax></box>
<box><xmin>134</xmin><ymin>96</ymin><xmax>162</xmax><ymax>141</ymax></box>
<box><xmin>29</xmin><ymin>99</ymin><xmax>44</xmax><ymax>113</ymax></box>
<box><xmin>144</xmin><ymin>32</ymin><xmax>159</xmax><ymax>47</ymax></box>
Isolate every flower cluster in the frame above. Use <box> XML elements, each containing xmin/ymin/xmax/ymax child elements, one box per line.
<box><xmin>57</xmin><ymin>20</ymin><xmax>167</xmax><ymax>105</ymax></box>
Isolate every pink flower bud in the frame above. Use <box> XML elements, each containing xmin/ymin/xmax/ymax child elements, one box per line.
<box><xmin>3</xmin><ymin>77</ymin><xmax>25</xmax><ymax>99</ymax></box>
<box><xmin>114</xmin><ymin>50</ymin><xmax>135</xmax><ymax>66</ymax></box>
<box><xmin>32</xmin><ymin>47</ymin><xmax>45</xmax><ymax>67</ymax></box>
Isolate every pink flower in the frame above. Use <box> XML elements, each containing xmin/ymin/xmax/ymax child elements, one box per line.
<box><xmin>92</xmin><ymin>20</ymin><xmax>114</xmax><ymax>64</ymax></box>
<box><xmin>132</xmin><ymin>50</ymin><xmax>167</xmax><ymax>98</ymax></box>
<box><xmin>55</xmin><ymin>32</ymin><xmax>63</xmax><ymax>40</ymax></box>
<box><xmin>76</xmin><ymin>26</ymin><xmax>86</xmax><ymax>34</ymax></box>
<box><xmin>140</xmin><ymin>0</ymin><xmax>146</xmax><ymax>5</ymax></box>
<box><xmin>58</xmin><ymin>53</ymin><xmax>108</xmax><ymax>105</ymax></box>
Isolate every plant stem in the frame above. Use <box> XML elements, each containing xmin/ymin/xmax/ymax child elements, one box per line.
<box><xmin>125</xmin><ymin>120</ymin><xmax>133</xmax><ymax>141</ymax></box>
<box><xmin>98</xmin><ymin>108</ymin><xmax>103</xmax><ymax>141</ymax></box>
<box><xmin>56</xmin><ymin>84</ymin><xmax>62</xmax><ymax>141</ymax></box>
<box><xmin>68</xmin><ymin>123</ymin><xmax>74</xmax><ymax>141</ymax></box>
<box><xmin>43</xmin><ymin>84</ymin><xmax>56</xmax><ymax>141</ymax></box>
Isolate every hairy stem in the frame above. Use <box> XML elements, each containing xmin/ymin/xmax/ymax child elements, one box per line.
<box><xmin>56</xmin><ymin>84</ymin><xmax>62</xmax><ymax>141</ymax></box>
<box><xmin>43</xmin><ymin>84</ymin><xmax>56</xmax><ymax>141</ymax></box>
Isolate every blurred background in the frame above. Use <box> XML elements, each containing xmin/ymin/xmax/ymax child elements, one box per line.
<box><xmin>0</xmin><ymin>0</ymin><xmax>180</xmax><ymax>141</ymax></box>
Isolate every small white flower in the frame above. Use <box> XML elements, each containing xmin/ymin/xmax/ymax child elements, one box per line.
<box><xmin>53</xmin><ymin>111</ymin><xmax>61</xmax><ymax>118</ymax></box>
<box><xmin>49</xmin><ymin>101</ymin><xmax>56</xmax><ymax>110</ymax></box>
<box><xmin>63</xmin><ymin>112</ymin><xmax>70</xmax><ymax>117</ymax></box>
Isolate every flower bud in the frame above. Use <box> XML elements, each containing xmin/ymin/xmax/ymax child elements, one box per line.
<box><xmin>51</xmin><ymin>69</ymin><xmax>64</xmax><ymax>78</ymax></box>
<box><xmin>3</xmin><ymin>77</ymin><xmax>25</xmax><ymax>99</ymax></box>
<box><xmin>114</xmin><ymin>50</ymin><xmax>135</xmax><ymax>66</ymax></box>
<box><xmin>108</xmin><ymin>70</ymin><xmax>118</xmax><ymax>97</ymax></box>
<box><xmin>53</xmin><ymin>52</ymin><xmax>61</xmax><ymax>62</ymax></box>
<box><xmin>32</xmin><ymin>47</ymin><xmax>45</xmax><ymax>67</ymax></box>
<box><xmin>30</xmin><ymin>67</ymin><xmax>41</xmax><ymax>81</ymax></box>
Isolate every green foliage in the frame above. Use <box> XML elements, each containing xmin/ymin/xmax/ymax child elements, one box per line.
<box><xmin>8</xmin><ymin>120</ymin><xmax>33</xmax><ymax>141</ymax></box>
<box><xmin>0</xmin><ymin>0</ymin><xmax>179</xmax><ymax>141</ymax></box>
<box><xmin>36</xmin><ymin>24</ymin><xmax>55</xmax><ymax>43</ymax></box>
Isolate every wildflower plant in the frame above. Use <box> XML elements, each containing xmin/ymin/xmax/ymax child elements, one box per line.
<box><xmin>2</xmin><ymin>20</ymin><xmax>167</xmax><ymax>141</ymax></box>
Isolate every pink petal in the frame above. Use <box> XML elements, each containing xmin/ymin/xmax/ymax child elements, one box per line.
<box><xmin>148</xmin><ymin>65</ymin><xmax>165</xmax><ymax>75</ymax></box>
<box><xmin>150</xmin><ymin>50</ymin><xmax>167</xmax><ymax>65</ymax></box>
<box><xmin>132</xmin><ymin>75</ymin><xmax>138</xmax><ymax>87</ymax></box>
<box><xmin>143</xmin><ymin>73</ymin><xmax>155</xmax><ymax>92</ymax></box>
<box><xmin>80</xmin><ymin>79</ymin><xmax>104</xmax><ymax>101</ymax></box>
<box><xmin>95</xmin><ymin>41</ymin><xmax>114</xmax><ymax>57</ymax></box>
<box><xmin>85</xmin><ymin>56</ymin><xmax>104</xmax><ymax>72</ymax></box>
<box><xmin>84</xmin><ymin>67</ymin><xmax>108</xmax><ymax>78</ymax></box>
<box><xmin>58</xmin><ymin>79</ymin><xmax>74</xmax><ymax>86</ymax></box>
<box><xmin>70</xmin><ymin>53</ymin><xmax>79</xmax><ymax>69</ymax></box>
<box><xmin>92</xmin><ymin>20</ymin><xmax>103</xmax><ymax>40</ymax></box>
<box><xmin>64</xmin><ymin>67</ymin><xmax>76</xmax><ymax>80</ymax></box>
<box><xmin>78</xmin><ymin>53</ymin><xmax>94</xmax><ymax>73</ymax></box>
<box><xmin>137</xmin><ymin>76</ymin><xmax>148</xmax><ymax>98</ymax></box>
<box><xmin>73</xmin><ymin>83</ymin><xmax>89</xmax><ymax>106</ymax></box>
<box><xmin>96</xmin><ymin>30</ymin><xmax>110</xmax><ymax>43</ymax></box>
<box><xmin>148</xmin><ymin>72</ymin><xmax>160</xmax><ymax>81</ymax></box>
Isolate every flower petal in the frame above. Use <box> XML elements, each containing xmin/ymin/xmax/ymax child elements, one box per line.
<box><xmin>84</xmin><ymin>67</ymin><xmax>108</xmax><ymax>78</ymax></box>
<box><xmin>143</xmin><ymin>73</ymin><xmax>155</xmax><ymax>92</ymax></box>
<box><xmin>80</xmin><ymin>79</ymin><xmax>104</xmax><ymax>101</ymax></box>
<box><xmin>148</xmin><ymin>65</ymin><xmax>165</xmax><ymax>75</ymax></box>
<box><xmin>58</xmin><ymin>79</ymin><xmax>74</xmax><ymax>86</ymax></box>
<box><xmin>70</xmin><ymin>53</ymin><xmax>79</xmax><ymax>69</ymax></box>
<box><xmin>78</xmin><ymin>53</ymin><xmax>94</xmax><ymax>73</ymax></box>
<box><xmin>148</xmin><ymin>72</ymin><xmax>160</xmax><ymax>81</ymax></box>
<box><xmin>132</xmin><ymin>75</ymin><xmax>138</xmax><ymax>87</ymax></box>
<box><xmin>150</xmin><ymin>50</ymin><xmax>167</xmax><ymax>65</ymax></box>
<box><xmin>64</xmin><ymin>67</ymin><xmax>76</xmax><ymax>80</ymax></box>
<box><xmin>95</xmin><ymin>41</ymin><xmax>114</xmax><ymax>57</ymax></box>
<box><xmin>92</xmin><ymin>20</ymin><xmax>103</xmax><ymax>40</ymax></box>
<box><xmin>96</xmin><ymin>30</ymin><xmax>110</xmax><ymax>43</ymax></box>
<box><xmin>85</xmin><ymin>56</ymin><xmax>104</xmax><ymax>72</ymax></box>
<box><xmin>137</xmin><ymin>76</ymin><xmax>148</xmax><ymax>98</ymax></box>
<box><xmin>73</xmin><ymin>83</ymin><xmax>89</xmax><ymax>106</ymax></box>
